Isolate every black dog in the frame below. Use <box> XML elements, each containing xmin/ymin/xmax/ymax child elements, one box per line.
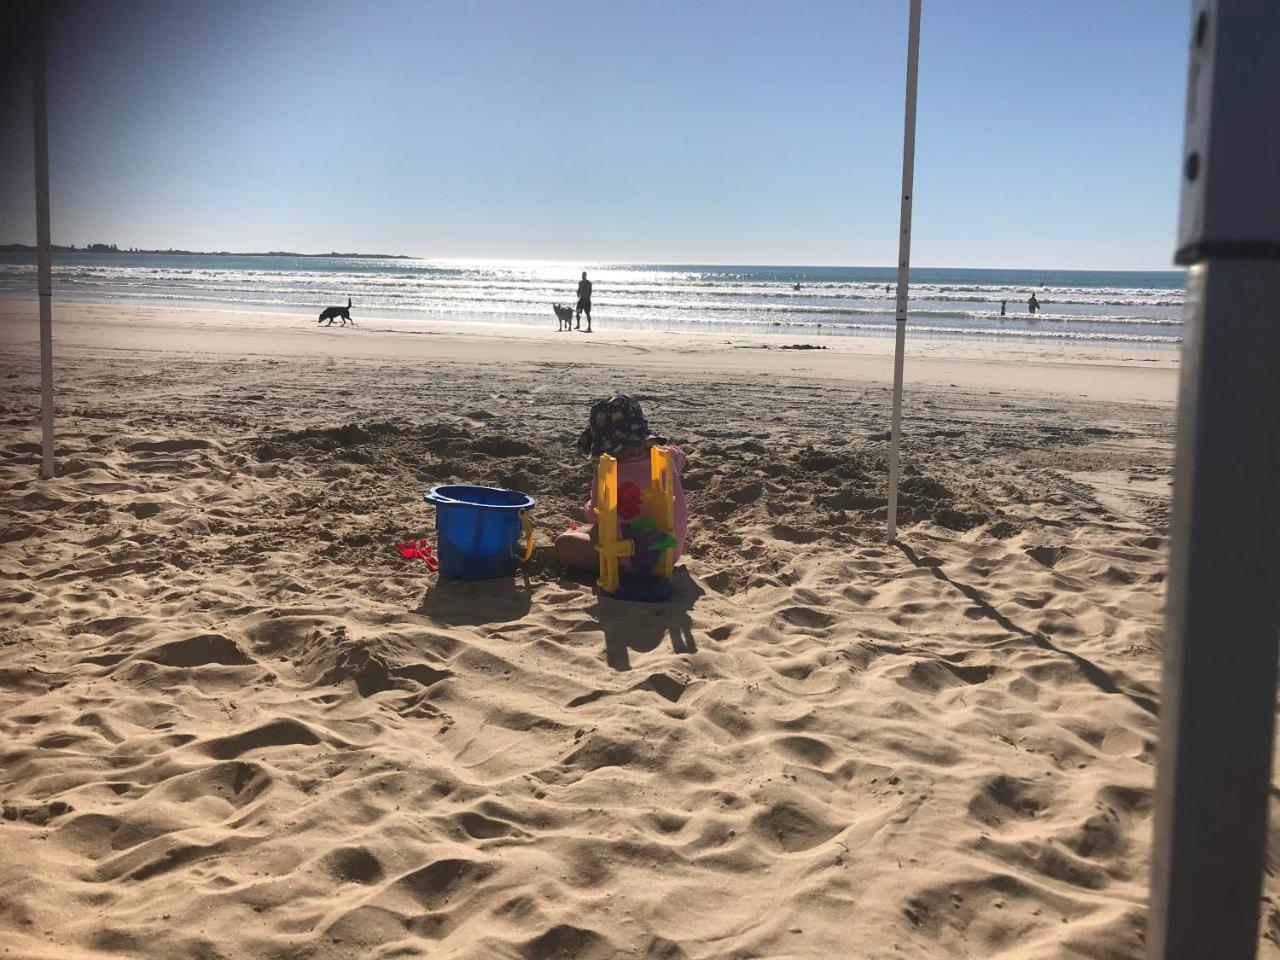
<box><xmin>318</xmin><ymin>297</ymin><xmax>353</xmax><ymax>326</ymax></box>
<box><xmin>552</xmin><ymin>303</ymin><xmax>574</xmax><ymax>332</ymax></box>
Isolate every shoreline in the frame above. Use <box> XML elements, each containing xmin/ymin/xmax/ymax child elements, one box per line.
<box><xmin>0</xmin><ymin>299</ymin><xmax>1179</xmax><ymax>405</ymax></box>
<box><xmin>0</xmin><ymin>289</ymin><xmax>1187</xmax><ymax>346</ymax></box>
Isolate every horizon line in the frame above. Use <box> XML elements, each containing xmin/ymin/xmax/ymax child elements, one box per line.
<box><xmin>0</xmin><ymin>243</ymin><xmax>1184</xmax><ymax>273</ymax></box>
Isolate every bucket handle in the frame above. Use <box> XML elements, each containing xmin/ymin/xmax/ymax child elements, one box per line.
<box><xmin>426</xmin><ymin>489</ymin><xmax>534</xmax><ymax>510</ymax></box>
<box><xmin>517</xmin><ymin>509</ymin><xmax>534</xmax><ymax>563</ymax></box>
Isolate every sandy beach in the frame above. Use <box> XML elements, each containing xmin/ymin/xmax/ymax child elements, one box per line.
<box><xmin>4</xmin><ymin>299</ymin><xmax>1262</xmax><ymax>959</ymax></box>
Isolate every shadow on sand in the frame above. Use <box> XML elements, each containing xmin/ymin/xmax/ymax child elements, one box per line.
<box><xmin>586</xmin><ymin>569</ymin><xmax>705</xmax><ymax>671</ymax></box>
<box><xmin>896</xmin><ymin>541</ymin><xmax>1158</xmax><ymax>717</ymax></box>
<box><xmin>417</xmin><ymin>573</ymin><xmax>534</xmax><ymax>626</ymax></box>
<box><xmin>416</xmin><ymin>566</ymin><xmax>703</xmax><ymax>672</ymax></box>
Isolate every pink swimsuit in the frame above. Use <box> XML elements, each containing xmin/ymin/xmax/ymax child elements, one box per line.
<box><xmin>584</xmin><ymin>445</ymin><xmax>689</xmax><ymax>561</ymax></box>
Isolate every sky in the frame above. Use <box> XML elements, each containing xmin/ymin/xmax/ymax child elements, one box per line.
<box><xmin>0</xmin><ymin>0</ymin><xmax>1191</xmax><ymax>269</ymax></box>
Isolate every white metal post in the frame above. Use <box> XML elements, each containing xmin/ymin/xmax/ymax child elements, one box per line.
<box><xmin>886</xmin><ymin>0</ymin><xmax>921</xmax><ymax>542</ymax></box>
<box><xmin>1148</xmin><ymin>1</ymin><xmax>1280</xmax><ymax>957</ymax></box>
<box><xmin>32</xmin><ymin>11</ymin><xmax>55</xmax><ymax>480</ymax></box>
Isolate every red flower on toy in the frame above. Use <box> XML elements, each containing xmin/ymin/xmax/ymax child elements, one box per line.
<box><xmin>618</xmin><ymin>481</ymin><xmax>643</xmax><ymax>520</ymax></box>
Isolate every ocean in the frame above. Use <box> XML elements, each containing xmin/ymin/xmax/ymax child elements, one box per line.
<box><xmin>0</xmin><ymin>253</ymin><xmax>1185</xmax><ymax>345</ymax></box>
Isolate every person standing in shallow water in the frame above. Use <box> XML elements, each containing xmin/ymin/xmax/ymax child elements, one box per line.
<box><xmin>576</xmin><ymin>271</ymin><xmax>593</xmax><ymax>332</ymax></box>
<box><xmin>1028</xmin><ymin>293</ymin><xmax>1041</xmax><ymax>315</ymax></box>
<box><xmin>1000</xmin><ymin>299</ymin><xmax>1007</xmax><ymax>316</ymax></box>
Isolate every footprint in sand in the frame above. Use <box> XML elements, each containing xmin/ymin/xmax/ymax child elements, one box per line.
<box><xmin>524</xmin><ymin>925</ymin><xmax>615</xmax><ymax>960</ymax></box>
<box><xmin>750</xmin><ymin>798</ymin><xmax>845</xmax><ymax>853</ymax></box>
<box><xmin>137</xmin><ymin>634</ymin><xmax>255</xmax><ymax>668</ymax></box>
<box><xmin>775</xmin><ymin>606</ymin><xmax>836</xmax><ymax>630</ymax></box>
<box><xmin>967</xmin><ymin>774</ymin><xmax>1051</xmax><ymax>826</ymax></box>
<box><xmin>196</xmin><ymin>718</ymin><xmax>325</xmax><ymax>760</ymax></box>
<box><xmin>320</xmin><ymin>845</ymin><xmax>385</xmax><ymax>884</ymax></box>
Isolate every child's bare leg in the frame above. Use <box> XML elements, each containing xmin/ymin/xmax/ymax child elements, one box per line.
<box><xmin>555</xmin><ymin>527</ymin><xmax>597</xmax><ymax>572</ymax></box>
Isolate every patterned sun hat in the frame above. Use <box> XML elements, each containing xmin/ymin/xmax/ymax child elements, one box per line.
<box><xmin>577</xmin><ymin>393</ymin><xmax>654</xmax><ymax>457</ymax></box>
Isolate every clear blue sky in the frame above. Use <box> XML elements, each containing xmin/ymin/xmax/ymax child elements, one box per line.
<box><xmin>0</xmin><ymin>0</ymin><xmax>1190</xmax><ymax>269</ymax></box>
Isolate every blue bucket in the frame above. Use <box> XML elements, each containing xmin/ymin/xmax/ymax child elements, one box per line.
<box><xmin>424</xmin><ymin>485</ymin><xmax>536</xmax><ymax>580</ymax></box>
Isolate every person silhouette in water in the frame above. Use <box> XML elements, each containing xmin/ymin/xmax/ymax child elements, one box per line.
<box><xmin>576</xmin><ymin>271</ymin><xmax>593</xmax><ymax>332</ymax></box>
<box><xmin>1028</xmin><ymin>293</ymin><xmax>1041</xmax><ymax>315</ymax></box>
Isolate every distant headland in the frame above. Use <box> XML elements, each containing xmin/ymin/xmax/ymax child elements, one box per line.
<box><xmin>0</xmin><ymin>243</ymin><xmax>414</xmax><ymax>259</ymax></box>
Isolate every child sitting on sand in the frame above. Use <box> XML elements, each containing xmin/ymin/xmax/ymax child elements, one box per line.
<box><xmin>554</xmin><ymin>393</ymin><xmax>688</xmax><ymax>572</ymax></box>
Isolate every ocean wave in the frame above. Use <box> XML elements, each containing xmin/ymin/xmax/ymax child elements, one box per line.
<box><xmin>0</xmin><ymin>260</ymin><xmax>1183</xmax><ymax>307</ymax></box>
<box><xmin>8</xmin><ymin>278</ymin><xmax>1181</xmax><ymax>327</ymax></box>
<box><xmin>0</xmin><ymin>254</ymin><xmax>1184</xmax><ymax>345</ymax></box>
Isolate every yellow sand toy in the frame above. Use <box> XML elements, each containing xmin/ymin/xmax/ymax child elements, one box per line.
<box><xmin>594</xmin><ymin>446</ymin><xmax>678</xmax><ymax>602</ymax></box>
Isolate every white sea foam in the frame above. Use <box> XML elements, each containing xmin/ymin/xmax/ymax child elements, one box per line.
<box><xmin>0</xmin><ymin>254</ymin><xmax>1184</xmax><ymax>346</ymax></box>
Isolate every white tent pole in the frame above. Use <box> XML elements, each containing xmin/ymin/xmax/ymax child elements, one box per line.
<box><xmin>32</xmin><ymin>10</ymin><xmax>55</xmax><ymax>480</ymax></box>
<box><xmin>886</xmin><ymin>0</ymin><xmax>921</xmax><ymax>543</ymax></box>
<box><xmin>1147</xmin><ymin>1</ymin><xmax>1280</xmax><ymax>956</ymax></box>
